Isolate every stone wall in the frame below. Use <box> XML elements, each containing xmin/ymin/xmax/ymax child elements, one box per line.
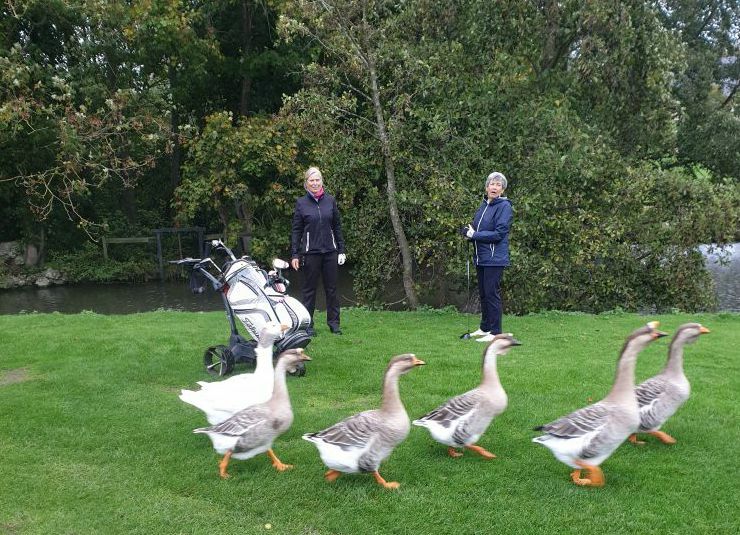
<box><xmin>0</xmin><ymin>241</ymin><xmax>66</xmax><ymax>289</ymax></box>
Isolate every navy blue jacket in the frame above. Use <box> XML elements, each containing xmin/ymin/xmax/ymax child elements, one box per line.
<box><xmin>470</xmin><ymin>196</ymin><xmax>512</xmax><ymax>267</ymax></box>
<box><xmin>291</xmin><ymin>192</ymin><xmax>345</xmax><ymax>257</ymax></box>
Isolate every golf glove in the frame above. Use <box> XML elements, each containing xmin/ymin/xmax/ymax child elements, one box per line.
<box><xmin>338</xmin><ymin>253</ymin><xmax>346</xmax><ymax>265</ymax></box>
<box><xmin>465</xmin><ymin>225</ymin><xmax>475</xmax><ymax>239</ymax></box>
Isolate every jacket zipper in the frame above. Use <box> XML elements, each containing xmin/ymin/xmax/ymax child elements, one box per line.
<box><xmin>305</xmin><ymin>232</ymin><xmax>310</xmax><ymax>252</ymax></box>
<box><xmin>474</xmin><ymin>203</ymin><xmax>491</xmax><ymax>264</ymax></box>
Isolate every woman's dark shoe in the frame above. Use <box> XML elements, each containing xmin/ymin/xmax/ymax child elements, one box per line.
<box><xmin>330</xmin><ymin>327</ymin><xmax>342</xmax><ymax>335</ymax></box>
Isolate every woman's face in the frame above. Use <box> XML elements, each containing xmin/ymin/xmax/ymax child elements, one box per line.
<box><xmin>306</xmin><ymin>174</ymin><xmax>323</xmax><ymax>194</ymax></box>
<box><xmin>486</xmin><ymin>180</ymin><xmax>504</xmax><ymax>200</ymax></box>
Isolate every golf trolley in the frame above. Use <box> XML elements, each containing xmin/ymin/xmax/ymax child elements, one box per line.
<box><xmin>171</xmin><ymin>240</ymin><xmax>312</xmax><ymax>377</ymax></box>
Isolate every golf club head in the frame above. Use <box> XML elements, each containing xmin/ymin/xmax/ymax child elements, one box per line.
<box><xmin>460</xmin><ymin>332</ymin><xmax>472</xmax><ymax>340</ymax></box>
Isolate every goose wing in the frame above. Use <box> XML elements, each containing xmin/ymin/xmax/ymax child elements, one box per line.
<box><xmin>416</xmin><ymin>390</ymin><xmax>481</xmax><ymax>428</ymax></box>
<box><xmin>635</xmin><ymin>376</ymin><xmax>673</xmax><ymax>430</ymax></box>
<box><xmin>536</xmin><ymin>402</ymin><xmax>610</xmax><ymax>439</ymax></box>
<box><xmin>199</xmin><ymin>405</ymin><xmax>272</xmax><ymax>437</ymax></box>
<box><xmin>307</xmin><ymin>410</ymin><xmax>383</xmax><ymax>451</ymax></box>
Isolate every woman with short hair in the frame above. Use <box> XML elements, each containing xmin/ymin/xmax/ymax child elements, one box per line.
<box><xmin>290</xmin><ymin>167</ymin><xmax>346</xmax><ymax>335</ymax></box>
<box><xmin>464</xmin><ymin>171</ymin><xmax>513</xmax><ymax>342</ymax></box>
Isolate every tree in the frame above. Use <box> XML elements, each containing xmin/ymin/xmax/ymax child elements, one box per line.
<box><xmin>657</xmin><ymin>0</ymin><xmax>740</xmax><ymax>181</ymax></box>
<box><xmin>280</xmin><ymin>0</ymin><xmax>421</xmax><ymax>307</ymax></box>
<box><xmin>0</xmin><ymin>0</ymin><xmax>169</xmax><ymax>258</ymax></box>
<box><xmin>174</xmin><ymin>111</ymin><xmax>299</xmax><ymax>260</ymax></box>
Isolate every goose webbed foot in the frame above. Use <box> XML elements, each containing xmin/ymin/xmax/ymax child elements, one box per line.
<box><xmin>372</xmin><ymin>471</ymin><xmax>400</xmax><ymax>490</ymax></box>
<box><xmin>324</xmin><ymin>469</ymin><xmax>342</xmax><ymax>482</ymax></box>
<box><xmin>219</xmin><ymin>450</ymin><xmax>233</xmax><ymax>479</ymax></box>
<box><xmin>628</xmin><ymin>433</ymin><xmax>646</xmax><ymax>445</ymax></box>
<box><xmin>573</xmin><ymin>460</ymin><xmax>605</xmax><ymax>487</ymax></box>
<box><xmin>447</xmin><ymin>447</ymin><xmax>463</xmax><ymax>458</ymax></box>
<box><xmin>648</xmin><ymin>431</ymin><xmax>676</xmax><ymax>444</ymax></box>
<box><xmin>465</xmin><ymin>444</ymin><xmax>496</xmax><ymax>459</ymax></box>
<box><xmin>267</xmin><ymin>449</ymin><xmax>293</xmax><ymax>471</ymax></box>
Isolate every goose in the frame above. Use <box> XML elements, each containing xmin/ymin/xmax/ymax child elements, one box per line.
<box><xmin>413</xmin><ymin>334</ymin><xmax>521</xmax><ymax>459</ymax></box>
<box><xmin>179</xmin><ymin>322</ymin><xmax>287</xmax><ymax>425</ymax></box>
<box><xmin>193</xmin><ymin>348</ymin><xmax>311</xmax><ymax>479</ymax></box>
<box><xmin>303</xmin><ymin>354</ymin><xmax>426</xmax><ymax>489</ymax></box>
<box><xmin>629</xmin><ymin>322</ymin><xmax>710</xmax><ymax>445</ymax></box>
<box><xmin>532</xmin><ymin>322</ymin><xmax>667</xmax><ymax>487</ymax></box>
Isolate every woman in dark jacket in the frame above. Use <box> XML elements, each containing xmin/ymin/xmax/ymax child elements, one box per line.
<box><xmin>464</xmin><ymin>171</ymin><xmax>513</xmax><ymax>342</ymax></box>
<box><xmin>291</xmin><ymin>167</ymin><xmax>346</xmax><ymax>335</ymax></box>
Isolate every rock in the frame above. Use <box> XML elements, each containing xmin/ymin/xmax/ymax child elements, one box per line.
<box><xmin>0</xmin><ymin>241</ymin><xmax>21</xmax><ymax>260</ymax></box>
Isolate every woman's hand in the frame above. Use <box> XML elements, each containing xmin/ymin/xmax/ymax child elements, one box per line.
<box><xmin>338</xmin><ymin>253</ymin><xmax>346</xmax><ymax>265</ymax></box>
<box><xmin>291</xmin><ymin>258</ymin><xmax>300</xmax><ymax>271</ymax></box>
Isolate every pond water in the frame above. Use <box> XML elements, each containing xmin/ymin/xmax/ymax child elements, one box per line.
<box><xmin>0</xmin><ymin>270</ymin><xmax>358</xmax><ymax>315</ymax></box>
<box><xmin>0</xmin><ymin>244</ymin><xmax>738</xmax><ymax>314</ymax></box>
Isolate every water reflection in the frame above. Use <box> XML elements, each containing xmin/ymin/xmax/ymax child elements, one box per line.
<box><xmin>0</xmin><ymin>281</ymin><xmax>224</xmax><ymax>314</ymax></box>
<box><xmin>0</xmin><ymin>270</ymin><xmax>357</xmax><ymax>315</ymax></box>
<box><xmin>0</xmin><ymin>244</ymin><xmax>738</xmax><ymax>314</ymax></box>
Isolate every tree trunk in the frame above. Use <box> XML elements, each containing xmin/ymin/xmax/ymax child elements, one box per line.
<box><xmin>216</xmin><ymin>195</ymin><xmax>230</xmax><ymax>242</ymax></box>
<box><xmin>539</xmin><ymin>0</ymin><xmax>560</xmax><ymax>76</ymax></box>
<box><xmin>239</xmin><ymin>0</ymin><xmax>254</xmax><ymax>117</ymax></box>
<box><xmin>169</xmin><ymin>66</ymin><xmax>181</xmax><ymax>189</ymax></box>
<box><xmin>234</xmin><ymin>194</ymin><xmax>253</xmax><ymax>256</ymax></box>
<box><xmin>365</xmin><ymin>47</ymin><xmax>419</xmax><ymax>308</ymax></box>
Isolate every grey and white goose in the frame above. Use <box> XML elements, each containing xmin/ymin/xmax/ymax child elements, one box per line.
<box><xmin>532</xmin><ymin>322</ymin><xmax>667</xmax><ymax>487</ymax></box>
<box><xmin>193</xmin><ymin>348</ymin><xmax>311</xmax><ymax>479</ymax></box>
<box><xmin>302</xmin><ymin>354</ymin><xmax>426</xmax><ymax>489</ymax></box>
<box><xmin>629</xmin><ymin>322</ymin><xmax>710</xmax><ymax>445</ymax></box>
<box><xmin>413</xmin><ymin>334</ymin><xmax>521</xmax><ymax>459</ymax></box>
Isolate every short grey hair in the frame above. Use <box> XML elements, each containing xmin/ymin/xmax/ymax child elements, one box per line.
<box><xmin>485</xmin><ymin>171</ymin><xmax>507</xmax><ymax>190</ymax></box>
<box><xmin>304</xmin><ymin>166</ymin><xmax>323</xmax><ymax>182</ymax></box>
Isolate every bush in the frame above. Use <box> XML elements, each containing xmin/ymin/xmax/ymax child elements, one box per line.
<box><xmin>48</xmin><ymin>242</ymin><xmax>156</xmax><ymax>283</ymax></box>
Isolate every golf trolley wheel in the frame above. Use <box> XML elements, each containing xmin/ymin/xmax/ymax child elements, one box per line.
<box><xmin>203</xmin><ymin>345</ymin><xmax>235</xmax><ymax>376</ymax></box>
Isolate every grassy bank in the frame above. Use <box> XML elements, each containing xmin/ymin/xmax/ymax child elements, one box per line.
<box><xmin>0</xmin><ymin>310</ymin><xmax>738</xmax><ymax>534</ymax></box>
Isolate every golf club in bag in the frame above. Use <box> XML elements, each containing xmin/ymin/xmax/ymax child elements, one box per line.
<box><xmin>171</xmin><ymin>240</ymin><xmax>312</xmax><ymax>377</ymax></box>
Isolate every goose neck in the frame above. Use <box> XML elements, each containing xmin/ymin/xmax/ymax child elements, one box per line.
<box><xmin>254</xmin><ymin>346</ymin><xmax>273</xmax><ymax>374</ymax></box>
<box><xmin>268</xmin><ymin>362</ymin><xmax>290</xmax><ymax>407</ymax></box>
<box><xmin>662</xmin><ymin>338</ymin><xmax>685</xmax><ymax>377</ymax></box>
<box><xmin>605</xmin><ymin>342</ymin><xmax>640</xmax><ymax>403</ymax></box>
<box><xmin>380</xmin><ymin>369</ymin><xmax>405</xmax><ymax>414</ymax></box>
<box><xmin>480</xmin><ymin>355</ymin><xmax>503</xmax><ymax>392</ymax></box>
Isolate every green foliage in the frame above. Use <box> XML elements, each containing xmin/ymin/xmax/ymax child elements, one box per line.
<box><xmin>1</xmin><ymin>0</ymin><xmax>737</xmax><ymax>313</ymax></box>
<box><xmin>174</xmin><ymin>111</ymin><xmax>301</xmax><ymax>264</ymax></box>
<box><xmin>48</xmin><ymin>242</ymin><xmax>156</xmax><ymax>282</ymax></box>
<box><xmin>278</xmin><ymin>0</ymin><xmax>739</xmax><ymax>313</ymax></box>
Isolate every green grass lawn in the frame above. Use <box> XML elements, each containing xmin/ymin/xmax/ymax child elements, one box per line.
<box><xmin>0</xmin><ymin>309</ymin><xmax>738</xmax><ymax>534</ymax></box>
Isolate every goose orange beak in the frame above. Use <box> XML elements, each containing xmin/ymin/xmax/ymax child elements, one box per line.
<box><xmin>699</xmin><ymin>326</ymin><xmax>710</xmax><ymax>334</ymax></box>
<box><xmin>412</xmin><ymin>357</ymin><xmax>426</xmax><ymax>366</ymax></box>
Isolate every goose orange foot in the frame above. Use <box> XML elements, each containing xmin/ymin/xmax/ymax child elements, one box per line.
<box><xmin>648</xmin><ymin>431</ymin><xmax>676</xmax><ymax>444</ymax></box>
<box><xmin>572</xmin><ymin>460</ymin><xmax>605</xmax><ymax>487</ymax></box>
<box><xmin>324</xmin><ymin>469</ymin><xmax>342</xmax><ymax>482</ymax></box>
<box><xmin>465</xmin><ymin>444</ymin><xmax>496</xmax><ymax>459</ymax></box>
<box><xmin>447</xmin><ymin>447</ymin><xmax>464</xmax><ymax>458</ymax></box>
<box><xmin>267</xmin><ymin>449</ymin><xmax>293</xmax><ymax>472</ymax></box>
<box><xmin>373</xmin><ymin>471</ymin><xmax>400</xmax><ymax>490</ymax></box>
<box><xmin>628</xmin><ymin>433</ymin><xmax>646</xmax><ymax>445</ymax></box>
<box><xmin>219</xmin><ymin>450</ymin><xmax>233</xmax><ymax>479</ymax></box>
